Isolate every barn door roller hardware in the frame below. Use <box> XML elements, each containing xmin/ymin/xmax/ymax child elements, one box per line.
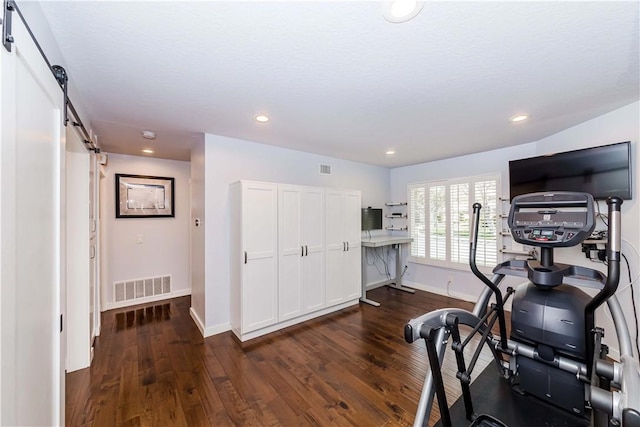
<box><xmin>2</xmin><ymin>0</ymin><xmax>15</xmax><ymax>52</ymax></box>
<box><xmin>52</xmin><ymin>65</ymin><xmax>69</xmax><ymax>126</ymax></box>
<box><xmin>2</xmin><ymin>0</ymin><xmax>100</xmax><ymax>153</ymax></box>
<box><xmin>51</xmin><ymin>64</ymin><xmax>99</xmax><ymax>152</ymax></box>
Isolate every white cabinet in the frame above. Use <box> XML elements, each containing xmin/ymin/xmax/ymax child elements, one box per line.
<box><xmin>278</xmin><ymin>185</ymin><xmax>325</xmax><ymax>320</ymax></box>
<box><xmin>231</xmin><ymin>181</ymin><xmax>279</xmax><ymax>336</ymax></box>
<box><xmin>232</xmin><ymin>181</ymin><xmax>361</xmax><ymax>341</ymax></box>
<box><xmin>325</xmin><ymin>189</ymin><xmax>362</xmax><ymax>305</ymax></box>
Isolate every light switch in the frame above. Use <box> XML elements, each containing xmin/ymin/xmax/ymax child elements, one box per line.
<box><xmin>136</xmin><ymin>234</ymin><xmax>144</xmax><ymax>244</ymax></box>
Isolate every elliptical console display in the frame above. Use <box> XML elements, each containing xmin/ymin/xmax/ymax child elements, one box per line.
<box><xmin>508</xmin><ymin>192</ymin><xmax>595</xmax><ymax>248</ymax></box>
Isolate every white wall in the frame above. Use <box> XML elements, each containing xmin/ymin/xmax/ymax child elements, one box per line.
<box><xmin>190</xmin><ymin>137</ymin><xmax>206</xmax><ymax>331</ymax></box>
<box><xmin>195</xmin><ymin>134</ymin><xmax>390</xmax><ymax>335</ymax></box>
<box><xmin>100</xmin><ymin>154</ymin><xmax>191</xmax><ymax>309</ymax></box>
<box><xmin>390</xmin><ymin>101</ymin><xmax>640</xmax><ymax>358</ymax></box>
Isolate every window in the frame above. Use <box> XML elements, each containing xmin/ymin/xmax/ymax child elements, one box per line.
<box><xmin>408</xmin><ymin>174</ymin><xmax>500</xmax><ymax>269</ymax></box>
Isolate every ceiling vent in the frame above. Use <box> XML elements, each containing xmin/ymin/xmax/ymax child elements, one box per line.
<box><xmin>319</xmin><ymin>164</ymin><xmax>331</xmax><ymax>175</ymax></box>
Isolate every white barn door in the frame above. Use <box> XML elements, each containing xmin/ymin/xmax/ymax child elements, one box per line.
<box><xmin>0</xmin><ymin>11</ymin><xmax>66</xmax><ymax>427</ymax></box>
<box><xmin>66</xmin><ymin>125</ymin><xmax>90</xmax><ymax>372</ymax></box>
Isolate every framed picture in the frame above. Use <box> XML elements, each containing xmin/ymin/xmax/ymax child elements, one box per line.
<box><xmin>116</xmin><ymin>174</ymin><xmax>175</xmax><ymax>218</ymax></box>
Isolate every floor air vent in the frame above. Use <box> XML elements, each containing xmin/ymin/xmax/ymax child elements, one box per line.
<box><xmin>114</xmin><ymin>275</ymin><xmax>171</xmax><ymax>303</ymax></box>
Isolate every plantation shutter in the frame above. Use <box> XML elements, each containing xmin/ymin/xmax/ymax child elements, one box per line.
<box><xmin>407</xmin><ymin>174</ymin><xmax>500</xmax><ymax>268</ymax></box>
<box><xmin>428</xmin><ymin>185</ymin><xmax>446</xmax><ymax>261</ymax></box>
<box><xmin>450</xmin><ymin>183</ymin><xmax>470</xmax><ymax>264</ymax></box>
<box><xmin>409</xmin><ymin>185</ymin><xmax>426</xmax><ymax>257</ymax></box>
<box><xmin>474</xmin><ymin>179</ymin><xmax>498</xmax><ymax>267</ymax></box>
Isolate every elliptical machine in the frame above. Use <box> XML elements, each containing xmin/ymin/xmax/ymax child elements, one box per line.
<box><xmin>404</xmin><ymin>192</ymin><xmax>640</xmax><ymax>427</ymax></box>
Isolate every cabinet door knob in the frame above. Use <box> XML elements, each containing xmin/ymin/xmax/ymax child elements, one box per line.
<box><xmin>346</xmin><ymin>241</ymin><xmax>349</xmax><ymax>251</ymax></box>
<box><xmin>244</xmin><ymin>251</ymin><xmax>247</xmax><ymax>264</ymax></box>
<box><xmin>301</xmin><ymin>246</ymin><xmax>304</xmax><ymax>256</ymax></box>
<box><xmin>305</xmin><ymin>245</ymin><xmax>308</xmax><ymax>256</ymax></box>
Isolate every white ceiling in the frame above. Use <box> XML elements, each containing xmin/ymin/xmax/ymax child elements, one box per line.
<box><xmin>39</xmin><ymin>1</ymin><xmax>639</xmax><ymax>167</ymax></box>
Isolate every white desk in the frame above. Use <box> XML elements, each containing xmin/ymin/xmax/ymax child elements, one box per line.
<box><xmin>361</xmin><ymin>236</ymin><xmax>414</xmax><ymax>306</ymax></box>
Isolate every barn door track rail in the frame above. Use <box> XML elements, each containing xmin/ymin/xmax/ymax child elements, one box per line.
<box><xmin>2</xmin><ymin>0</ymin><xmax>99</xmax><ymax>153</ymax></box>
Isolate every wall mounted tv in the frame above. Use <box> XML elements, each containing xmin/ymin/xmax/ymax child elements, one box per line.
<box><xmin>362</xmin><ymin>208</ymin><xmax>383</xmax><ymax>231</ymax></box>
<box><xmin>509</xmin><ymin>141</ymin><xmax>632</xmax><ymax>201</ymax></box>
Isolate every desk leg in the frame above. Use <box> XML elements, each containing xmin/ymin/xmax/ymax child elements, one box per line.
<box><xmin>360</xmin><ymin>246</ymin><xmax>381</xmax><ymax>306</ymax></box>
<box><xmin>387</xmin><ymin>244</ymin><xmax>415</xmax><ymax>294</ymax></box>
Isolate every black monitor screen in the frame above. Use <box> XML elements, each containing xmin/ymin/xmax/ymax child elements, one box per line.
<box><xmin>509</xmin><ymin>141</ymin><xmax>631</xmax><ymax>201</ymax></box>
<box><xmin>362</xmin><ymin>208</ymin><xmax>383</xmax><ymax>231</ymax></box>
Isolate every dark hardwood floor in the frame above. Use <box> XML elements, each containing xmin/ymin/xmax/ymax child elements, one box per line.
<box><xmin>66</xmin><ymin>287</ymin><xmax>502</xmax><ymax>426</ymax></box>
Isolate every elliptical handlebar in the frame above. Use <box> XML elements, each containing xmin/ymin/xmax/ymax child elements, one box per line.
<box><xmin>470</xmin><ymin>203</ymin><xmax>508</xmax><ymax>349</ymax></box>
<box><xmin>584</xmin><ymin>197</ymin><xmax>623</xmax><ymax>377</ymax></box>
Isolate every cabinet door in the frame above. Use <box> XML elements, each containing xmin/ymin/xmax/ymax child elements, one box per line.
<box><xmin>342</xmin><ymin>191</ymin><xmax>362</xmax><ymax>300</ymax></box>
<box><xmin>301</xmin><ymin>188</ymin><xmax>325</xmax><ymax>313</ymax></box>
<box><xmin>343</xmin><ymin>191</ymin><xmax>361</xmax><ymax>246</ymax></box>
<box><xmin>325</xmin><ymin>190</ymin><xmax>345</xmax><ymax>305</ymax></box>
<box><xmin>242</xmin><ymin>182</ymin><xmax>278</xmax><ymax>332</ymax></box>
<box><xmin>343</xmin><ymin>241</ymin><xmax>361</xmax><ymax>300</ymax></box>
<box><xmin>278</xmin><ymin>185</ymin><xmax>303</xmax><ymax>321</ymax></box>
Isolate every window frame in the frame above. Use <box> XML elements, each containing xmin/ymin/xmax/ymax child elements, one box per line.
<box><xmin>407</xmin><ymin>174</ymin><xmax>502</xmax><ymax>272</ymax></box>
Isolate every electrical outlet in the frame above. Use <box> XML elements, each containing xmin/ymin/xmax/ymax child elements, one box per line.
<box><xmin>136</xmin><ymin>234</ymin><xmax>144</xmax><ymax>244</ymax></box>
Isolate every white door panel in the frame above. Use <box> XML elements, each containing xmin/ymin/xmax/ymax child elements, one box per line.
<box><xmin>279</xmin><ymin>186</ymin><xmax>302</xmax><ymax>320</ymax></box>
<box><xmin>65</xmin><ymin>125</ymin><xmax>90</xmax><ymax>372</ymax></box>
<box><xmin>240</xmin><ymin>182</ymin><xmax>278</xmax><ymax>332</ymax></box>
<box><xmin>1</xmin><ymin>14</ymin><xmax>65</xmax><ymax>426</ymax></box>
<box><xmin>243</xmin><ymin>257</ymin><xmax>278</xmax><ymax>332</ymax></box>
<box><xmin>301</xmin><ymin>188</ymin><xmax>325</xmax><ymax>312</ymax></box>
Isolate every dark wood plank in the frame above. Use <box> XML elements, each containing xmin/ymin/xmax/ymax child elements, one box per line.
<box><xmin>66</xmin><ymin>287</ymin><xmax>505</xmax><ymax>426</ymax></box>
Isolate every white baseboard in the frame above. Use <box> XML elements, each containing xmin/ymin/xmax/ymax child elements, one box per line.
<box><xmin>402</xmin><ymin>280</ymin><xmax>513</xmax><ymax>312</ymax></box>
<box><xmin>189</xmin><ymin>307</ymin><xmax>231</xmax><ymax>338</ymax></box>
<box><xmin>365</xmin><ymin>278</ymin><xmax>395</xmax><ymax>291</ymax></box>
<box><xmin>401</xmin><ymin>280</ymin><xmax>477</xmax><ymax>303</ymax></box>
<box><xmin>189</xmin><ymin>307</ymin><xmax>205</xmax><ymax>335</ymax></box>
<box><xmin>102</xmin><ymin>288</ymin><xmax>191</xmax><ymax>311</ymax></box>
<box><xmin>204</xmin><ymin>322</ymin><xmax>232</xmax><ymax>338</ymax></box>
<box><xmin>234</xmin><ymin>299</ymin><xmax>359</xmax><ymax>342</ymax></box>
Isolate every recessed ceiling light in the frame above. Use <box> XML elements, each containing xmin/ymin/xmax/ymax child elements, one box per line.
<box><xmin>142</xmin><ymin>149</ymin><xmax>154</xmax><ymax>154</ymax></box>
<box><xmin>384</xmin><ymin>0</ymin><xmax>424</xmax><ymax>23</ymax></box>
<box><xmin>510</xmin><ymin>114</ymin><xmax>529</xmax><ymax>123</ymax></box>
<box><xmin>142</xmin><ymin>130</ymin><xmax>156</xmax><ymax>139</ymax></box>
<box><xmin>255</xmin><ymin>114</ymin><xmax>270</xmax><ymax>123</ymax></box>
<box><xmin>386</xmin><ymin>150</ymin><xmax>396</xmax><ymax>155</ymax></box>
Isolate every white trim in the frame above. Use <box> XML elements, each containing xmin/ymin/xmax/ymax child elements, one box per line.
<box><xmin>189</xmin><ymin>307</ymin><xmax>205</xmax><ymax>335</ymax></box>
<box><xmin>204</xmin><ymin>323</ymin><xmax>232</xmax><ymax>337</ymax></box>
<box><xmin>189</xmin><ymin>308</ymin><xmax>232</xmax><ymax>338</ymax></box>
<box><xmin>233</xmin><ymin>299</ymin><xmax>359</xmax><ymax>342</ymax></box>
<box><xmin>403</xmin><ymin>279</ymin><xmax>478</xmax><ymax>304</ymax></box>
<box><xmin>403</xmin><ymin>279</ymin><xmax>513</xmax><ymax>312</ymax></box>
<box><xmin>365</xmin><ymin>278</ymin><xmax>396</xmax><ymax>291</ymax></box>
<box><xmin>407</xmin><ymin>257</ymin><xmax>495</xmax><ymax>275</ymax></box>
<box><xmin>102</xmin><ymin>288</ymin><xmax>191</xmax><ymax>311</ymax></box>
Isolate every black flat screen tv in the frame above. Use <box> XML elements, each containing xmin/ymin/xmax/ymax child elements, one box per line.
<box><xmin>362</xmin><ymin>208</ymin><xmax>383</xmax><ymax>231</ymax></box>
<box><xmin>509</xmin><ymin>141</ymin><xmax>632</xmax><ymax>201</ymax></box>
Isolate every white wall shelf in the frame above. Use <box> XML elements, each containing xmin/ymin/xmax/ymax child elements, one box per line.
<box><xmin>385</xmin><ymin>202</ymin><xmax>408</xmax><ymax>231</ymax></box>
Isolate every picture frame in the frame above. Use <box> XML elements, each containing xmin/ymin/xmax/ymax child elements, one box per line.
<box><xmin>115</xmin><ymin>174</ymin><xmax>175</xmax><ymax>218</ymax></box>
